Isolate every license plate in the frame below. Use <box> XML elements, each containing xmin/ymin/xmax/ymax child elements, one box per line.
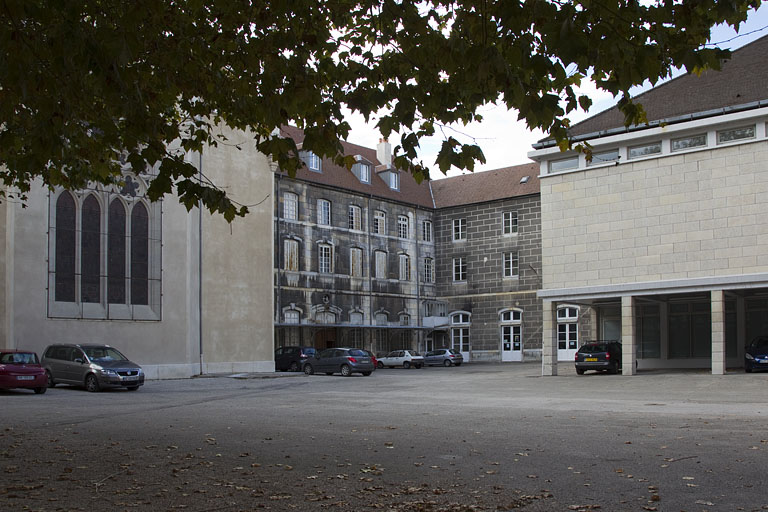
<box><xmin>759</xmin><ymin>360</ymin><xmax>768</xmax><ymax>364</ymax></box>
<box><xmin>585</xmin><ymin>357</ymin><xmax>598</xmax><ymax>362</ymax></box>
<box><xmin>17</xmin><ymin>375</ymin><xmax>35</xmax><ymax>380</ymax></box>
<box><xmin>124</xmin><ymin>376</ymin><xmax>139</xmax><ymax>381</ymax></box>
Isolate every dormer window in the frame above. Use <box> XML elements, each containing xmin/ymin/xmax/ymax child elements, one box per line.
<box><xmin>304</xmin><ymin>151</ymin><xmax>322</xmax><ymax>172</ymax></box>
<box><xmin>359</xmin><ymin>163</ymin><xmax>370</xmax><ymax>183</ymax></box>
<box><xmin>389</xmin><ymin>171</ymin><xmax>400</xmax><ymax>190</ymax></box>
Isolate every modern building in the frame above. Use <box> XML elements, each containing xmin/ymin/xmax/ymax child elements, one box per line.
<box><xmin>529</xmin><ymin>35</ymin><xmax>768</xmax><ymax>375</ymax></box>
<box><xmin>0</xmin><ymin>126</ymin><xmax>275</xmax><ymax>378</ymax></box>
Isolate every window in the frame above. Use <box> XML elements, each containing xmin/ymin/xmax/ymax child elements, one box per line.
<box><xmin>587</xmin><ymin>149</ymin><xmax>619</xmax><ymax>166</ymax></box>
<box><xmin>398</xmin><ymin>254</ymin><xmax>410</xmax><ymax>281</ymax></box>
<box><xmin>318</xmin><ymin>244</ymin><xmax>332</xmax><ymax>273</ymax></box>
<box><xmin>500</xmin><ymin>310</ymin><xmax>523</xmax><ymax>352</ymax></box>
<box><xmin>374</xmin><ymin>250</ymin><xmax>387</xmax><ymax>279</ymax></box>
<box><xmin>317</xmin><ymin>199</ymin><xmax>331</xmax><ymax>226</ymax></box>
<box><xmin>717</xmin><ymin>125</ymin><xmax>755</xmax><ymax>144</ymax></box>
<box><xmin>390</xmin><ymin>171</ymin><xmax>400</xmax><ymax>190</ymax></box>
<box><xmin>671</xmin><ymin>133</ymin><xmax>707</xmax><ymax>152</ymax></box>
<box><xmin>423</xmin><ymin>257</ymin><xmax>434</xmax><ymax>283</ymax></box>
<box><xmin>503</xmin><ymin>252</ymin><xmax>519</xmax><ymax>278</ymax></box>
<box><xmin>502</xmin><ymin>211</ymin><xmax>518</xmax><ymax>235</ymax></box>
<box><xmin>452</xmin><ymin>313</ymin><xmax>470</xmax><ymax>324</ymax></box>
<box><xmin>424</xmin><ymin>301</ymin><xmax>446</xmax><ymax>317</ymax></box>
<box><xmin>317</xmin><ymin>311</ymin><xmax>336</xmax><ymax>324</ymax></box>
<box><xmin>557</xmin><ymin>306</ymin><xmax>579</xmax><ymax>351</ymax></box>
<box><xmin>500</xmin><ymin>310</ymin><xmax>522</xmax><ymax>322</ymax></box>
<box><xmin>49</xmin><ymin>176</ymin><xmax>161</xmax><ymax>320</ymax></box>
<box><xmin>421</xmin><ymin>220</ymin><xmax>432</xmax><ymax>242</ymax></box>
<box><xmin>549</xmin><ymin>156</ymin><xmax>579</xmax><ymax>173</ymax></box>
<box><xmin>284</xmin><ymin>239</ymin><xmax>299</xmax><ymax>271</ymax></box>
<box><xmin>397</xmin><ymin>215</ymin><xmax>409</xmax><ymax>239</ymax></box>
<box><xmin>453</xmin><ymin>257</ymin><xmax>467</xmax><ymax>281</ymax></box>
<box><xmin>628</xmin><ymin>141</ymin><xmax>662</xmax><ymax>159</ymax></box>
<box><xmin>350</xmin><ymin>247</ymin><xmax>363</xmax><ymax>277</ymax></box>
<box><xmin>450</xmin><ymin>313</ymin><xmax>470</xmax><ymax>354</ymax></box>
<box><xmin>284</xmin><ymin>310</ymin><xmax>300</xmax><ymax>324</ymax></box>
<box><xmin>356</xmin><ymin>162</ymin><xmax>371</xmax><ymax>183</ymax></box>
<box><xmin>306</xmin><ymin>151</ymin><xmax>322</xmax><ymax>172</ymax></box>
<box><xmin>283</xmin><ymin>192</ymin><xmax>298</xmax><ymax>220</ymax></box>
<box><xmin>349</xmin><ymin>312</ymin><xmax>364</xmax><ymax>325</ymax></box>
<box><xmin>400</xmin><ymin>314</ymin><xmax>410</xmax><ymax>326</ymax></box>
<box><xmin>373</xmin><ymin>210</ymin><xmax>386</xmax><ymax>235</ymax></box>
<box><xmin>348</xmin><ymin>205</ymin><xmax>362</xmax><ymax>231</ymax></box>
<box><xmin>453</xmin><ymin>218</ymin><xmax>466</xmax><ymax>241</ymax></box>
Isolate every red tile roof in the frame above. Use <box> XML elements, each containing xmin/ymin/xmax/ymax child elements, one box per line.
<box><xmin>430</xmin><ymin>163</ymin><xmax>540</xmax><ymax>208</ymax></box>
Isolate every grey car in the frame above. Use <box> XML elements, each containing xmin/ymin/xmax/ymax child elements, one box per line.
<box><xmin>424</xmin><ymin>348</ymin><xmax>464</xmax><ymax>367</ymax></box>
<box><xmin>302</xmin><ymin>348</ymin><xmax>374</xmax><ymax>377</ymax></box>
<box><xmin>42</xmin><ymin>344</ymin><xmax>145</xmax><ymax>392</ymax></box>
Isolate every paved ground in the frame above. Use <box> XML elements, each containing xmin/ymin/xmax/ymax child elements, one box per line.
<box><xmin>2</xmin><ymin>363</ymin><xmax>768</xmax><ymax>511</ymax></box>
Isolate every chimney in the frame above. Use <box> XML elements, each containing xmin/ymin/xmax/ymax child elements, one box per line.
<box><xmin>377</xmin><ymin>138</ymin><xmax>392</xmax><ymax>168</ymax></box>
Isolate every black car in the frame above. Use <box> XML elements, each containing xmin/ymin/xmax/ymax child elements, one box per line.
<box><xmin>745</xmin><ymin>336</ymin><xmax>768</xmax><ymax>372</ymax></box>
<box><xmin>574</xmin><ymin>342</ymin><xmax>622</xmax><ymax>375</ymax></box>
<box><xmin>275</xmin><ymin>346</ymin><xmax>316</xmax><ymax>372</ymax></box>
<box><xmin>302</xmin><ymin>348</ymin><xmax>374</xmax><ymax>377</ymax></box>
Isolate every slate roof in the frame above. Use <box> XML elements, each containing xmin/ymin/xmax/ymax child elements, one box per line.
<box><xmin>551</xmin><ymin>34</ymin><xmax>768</xmax><ymax>141</ymax></box>
<box><xmin>430</xmin><ymin>163</ymin><xmax>540</xmax><ymax>208</ymax></box>
<box><xmin>280</xmin><ymin>125</ymin><xmax>435</xmax><ymax>209</ymax></box>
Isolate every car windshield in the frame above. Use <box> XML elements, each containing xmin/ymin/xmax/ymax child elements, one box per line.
<box><xmin>1</xmin><ymin>352</ymin><xmax>38</xmax><ymax>364</ymax></box>
<box><xmin>348</xmin><ymin>349</ymin><xmax>367</xmax><ymax>357</ymax></box>
<box><xmin>83</xmin><ymin>347</ymin><xmax>128</xmax><ymax>362</ymax></box>
<box><xmin>579</xmin><ymin>344</ymin><xmax>612</xmax><ymax>354</ymax></box>
<box><xmin>407</xmin><ymin>351</ymin><xmax>421</xmax><ymax>356</ymax></box>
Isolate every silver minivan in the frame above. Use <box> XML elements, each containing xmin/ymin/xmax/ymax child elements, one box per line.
<box><xmin>42</xmin><ymin>344</ymin><xmax>144</xmax><ymax>392</ymax></box>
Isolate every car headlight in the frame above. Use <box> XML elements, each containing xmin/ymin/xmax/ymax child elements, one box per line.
<box><xmin>745</xmin><ymin>353</ymin><xmax>755</xmax><ymax>360</ymax></box>
<box><xmin>98</xmin><ymin>368</ymin><xmax>117</xmax><ymax>375</ymax></box>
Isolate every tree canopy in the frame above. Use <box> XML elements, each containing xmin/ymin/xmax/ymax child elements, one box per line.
<box><xmin>1</xmin><ymin>0</ymin><xmax>760</xmax><ymax>219</ymax></box>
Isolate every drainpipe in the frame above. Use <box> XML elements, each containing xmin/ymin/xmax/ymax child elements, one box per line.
<box><xmin>366</xmin><ymin>195</ymin><xmax>374</xmax><ymax>351</ymax></box>
<box><xmin>198</xmin><ymin>151</ymin><xmax>204</xmax><ymax>375</ymax></box>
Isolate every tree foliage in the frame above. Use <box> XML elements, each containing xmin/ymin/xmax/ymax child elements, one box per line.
<box><xmin>0</xmin><ymin>0</ymin><xmax>760</xmax><ymax>219</ymax></box>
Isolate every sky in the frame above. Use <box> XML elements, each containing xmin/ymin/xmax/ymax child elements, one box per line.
<box><xmin>341</xmin><ymin>4</ymin><xmax>768</xmax><ymax>180</ymax></box>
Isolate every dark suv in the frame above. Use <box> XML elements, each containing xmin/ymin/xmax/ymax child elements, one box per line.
<box><xmin>574</xmin><ymin>342</ymin><xmax>622</xmax><ymax>375</ymax></box>
<box><xmin>275</xmin><ymin>346</ymin><xmax>316</xmax><ymax>372</ymax></box>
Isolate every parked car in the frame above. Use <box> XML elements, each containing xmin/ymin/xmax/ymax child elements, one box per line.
<box><xmin>574</xmin><ymin>342</ymin><xmax>622</xmax><ymax>375</ymax></box>
<box><xmin>275</xmin><ymin>346</ymin><xmax>316</xmax><ymax>372</ymax></box>
<box><xmin>745</xmin><ymin>336</ymin><xmax>768</xmax><ymax>372</ymax></box>
<box><xmin>424</xmin><ymin>348</ymin><xmax>463</xmax><ymax>367</ymax></box>
<box><xmin>0</xmin><ymin>349</ymin><xmax>47</xmax><ymax>394</ymax></box>
<box><xmin>377</xmin><ymin>350</ymin><xmax>424</xmax><ymax>369</ymax></box>
<box><xmin>360</xmin><ymin>349</ymin><xmax>377</xmax><ymax>370</ymax></box>
<box><xmin>302</xmin><ymin>348</ymin><xmax>374</xmax><ymax>376</ymax></box>
<box><xmin>42</xmin><ymin>344</ymin><xmax>144</xmax><ymax>392</ymax></box>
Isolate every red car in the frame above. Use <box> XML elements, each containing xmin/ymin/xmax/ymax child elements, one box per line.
<box><xmin>0</xmin><ymin>349</ymin><xmax>47</xmax><ymax>394</ymax></box>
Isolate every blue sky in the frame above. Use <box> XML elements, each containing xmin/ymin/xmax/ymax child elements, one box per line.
<box><xmin>343</xmin><ymin>4</ymin><xmax>768</xmax><ymax>179</ymax></box>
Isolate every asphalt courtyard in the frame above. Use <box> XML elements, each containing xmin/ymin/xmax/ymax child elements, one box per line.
<box><xmin>2</xmin><ymin>362</ymin><xmax>768</xmax><ymax>511</ymax></box>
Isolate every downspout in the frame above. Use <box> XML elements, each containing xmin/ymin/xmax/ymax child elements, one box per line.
<box><xmin>366</xmin><ymin>195</ymin><xmax>374</xmax><ymax>351</ymax></box>
<box><xmin>275</xmin><ymin>174</ymin><xmax>282</xmax><ymax>345</ymax></box>
<box><xmin>198</xmin><ymin>151</ymin><xmax>204</xmax><ymax>375</ymax></box>
<box><xmin>414</xmin><ymin>205</ymin><xmax>421</xmax><ymax>352</ymax></box>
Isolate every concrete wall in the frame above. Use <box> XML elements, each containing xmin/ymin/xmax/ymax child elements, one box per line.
<box><xmin>541</xmin><ymin>140</ymin><xmax>768</xmax><ymax>290</ymax></box>
<box><xmin>201</xmin><ymin>126</ymin><xmax>275</xmax><ymax>373</ymax></box>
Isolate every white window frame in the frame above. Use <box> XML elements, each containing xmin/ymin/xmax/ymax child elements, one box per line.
<box><xmin>348</xmin><ymin>204</ymin><xmax>362</xmax><ymax>231</ymax></box>
<box><xmin>398</xmin><ymin>253</ymin><xmax>410</xmax><ymax>281</ymax></box>
<box><xmin>452</xmin><ymin>257</ymin><xmax>467</xmax><ymax>282</ymax></box>
<box><xmin>283</xmin><ymin>192</ymin><xmax>298</xmax><ymax>221</ymax></box>
<box><xmin>397</xmin><ymin>215</ymin><xmax>409</xmax><ymax>239</ymax></box>
<box><xmin>502</xmin><ymin>211</ymin><xmax>518</xmax><ymax>235</ymax></box>
<box><xmin>422</xmin><ymin>220</ymin><xmax>432</xmax><ymax>242</ymax></box>
<box><xmin>423</xmin><ymin>257</ymin><xmax>434</xmax><ymax>283</ymax></box>
<box><xmin>317</xmin><ymin>199</ymin><xmax>331</xmax><ymax>226</ymax></box>
<box><xmin>453</xmin><ymin>218</ymin><xmax>466</xmax><ymax>241</ymax></box>
<box><xmin>284</xmin><ymin>309</ymin><xmax>300</xmax><ymax>324</ymax></box>
<box><xmin>359</xmin><ymin>163</ymin><xmax>371</xmax><ymax>183</ymax></box>
<box><xmin>318</xmin><ymin>244</ymin><xmax>333</xmax><ymax>274</ymax></box>
<box><xmin>503</xmin><ymin>251</ymin><xmax>519</xmax><ymax>278</ymax></box>
<box><xmin>390</xmin><ymin>171</ymin><xmax>400</xmax><ymax>190</ymax></box>
<box><xmin>557</xmin><ymin>306</ymin><xmax>579</xmax><ymax>351</ymax></box>
<box><xmin>307</xmin><ymin>152</ymin><xmax>322</xmax><ymax>172</ymax></box>
<box><xmin>373</xmin><ymin>210</ymin><xmax>386</xmax><ymax>235</ymax></box>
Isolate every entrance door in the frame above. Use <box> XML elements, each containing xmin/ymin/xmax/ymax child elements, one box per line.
<box><xmin>314</xmin><ymin>328</ymin><xmax>338</xmax><ymax>350</ymax></box>
<box><xmin>501</xmin><ymin>325</ymin><xmax>523</xmax><ymax>362</ymax></box>
<box><xmin>557</xmin><ymin>322</ymin><xmax>578</xmax><ymax>361</ymax></box>
<box><xmin>451</xmin><ymin>327</ymin><xmax>470</xmax><ymax>361</ymax></box>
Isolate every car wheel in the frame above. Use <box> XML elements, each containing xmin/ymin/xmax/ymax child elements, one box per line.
<box><xmin>34</xmin><ymin>386</ymin><xmax>47</xmax><ymax>394</ymax></box>
<box><xmin>377</xmin><ymin>361</ymin><xmax>384</xmax><ymax>369</ymax></box>
<box><xmin>126</xmin><ymin>385</ymin><xmax>140</xmax><ymax>391</ymax></box>
<box><xmin>304</xmin><ymin>364</ymin><xmax>314</xmax><ymax>376</ymax></box>
<box><xmin>340</xmin><ymin>365</ymin><xmax>352</xmax><ymax>377</ymax></box>
<box><xmin>85</xmin><ymin>374</ymin><xmax>100</xmax><ymax>393</ymax></box>
<box><xmin>46</xmin><ymin>370</ymin><xmax>56</xmax><ymax>388</ymax></box>
<box><xmin>576</xmin><ymin>368</ymin><xmax>585</xmax><ymax>375</ymax></box>
<box><xmin>609</xmin><ymin>362</ymin><xmax>619</xmax><ymax>375</ymax></box>
<box><xmin>403</xmin><ymin>361</ymin><xmax>411</xmax><ymax>369</ymax></box>
<box><xmin>443</xmin><ymin>359</ymin><xmax>452</xmax><ymax>367</ymax></box>
<box><xmin>289</xmin><ymin>361</ymin><xmax>299</xmax><ymax>372</ymax></box>
<box><xmin>362</xmin><ymin>372</ymin><xmax>372</xmax><ymax>376</ymax></box>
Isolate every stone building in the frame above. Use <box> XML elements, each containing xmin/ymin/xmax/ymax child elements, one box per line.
<box><xmin>529</xmin><ymin>34</ymin><xmax>768</xmax><ymax>374</ymax></box>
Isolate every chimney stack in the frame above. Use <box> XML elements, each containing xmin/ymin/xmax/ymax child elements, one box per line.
<box><xmin>377</xmin><ymin>138</ymin><xmax>392</xmax><ymax>168</ymax></box>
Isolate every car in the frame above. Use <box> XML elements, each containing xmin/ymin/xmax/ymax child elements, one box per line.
<box><xmin>275</xmin><ymin>346</ymin><xmax>316</xmax><ymax>372</ymax></box>
<box><xmin>377</xmin><ymin>350</ymin><xmax>424</xmax><ymax>369</ymax></box>
<box><xmin>574</xmin><ymin>342</ymin><xmax>622</xmax><ymax>375</ymax></box>
<box><xmin>360</xmin><ymin>349</ymin><xmax>377</xmax><ymax>370</ymax></box>
<box><xmin>302</xmin><ymin>348</ymin><xmax>374</xmax><ymax>376</ymax></box>
<box><xmin>0</xmin><ymin>350</ymin><xmax>47</xmax><ymax>394</ymax></box>
<box><xmin>423</xmin><ymin>348</ymin><xmax>463</xmax><ymax>367</ymax></box>
<box><xmin>745</xmin><ymin>336</ymin><xmax>768</xmax><ymax>372</ymax></box>
<box><xmin>42</xmin><ymin>344</ymin><xmax>145</xmax><ymax>392</ymax></box>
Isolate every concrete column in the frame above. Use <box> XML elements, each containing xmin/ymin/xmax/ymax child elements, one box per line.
<box><xmin>711</xmin><ymin>290</ymin><xmax>726</xmax><ymax>375</ymax></box>
<box><xmin>737</xmin><ymin>296</ymin><xmax>746</xmax><ymax>364</ymax></box>
<box><xmin>541</xmin><ymin>300</ymin><xmax>557</xmax><ymax>376</ymax></box>
<box><xmin>621</xmin><ymin>296</ymin><xmax>636</xmax><ymax>376</ymax></box>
